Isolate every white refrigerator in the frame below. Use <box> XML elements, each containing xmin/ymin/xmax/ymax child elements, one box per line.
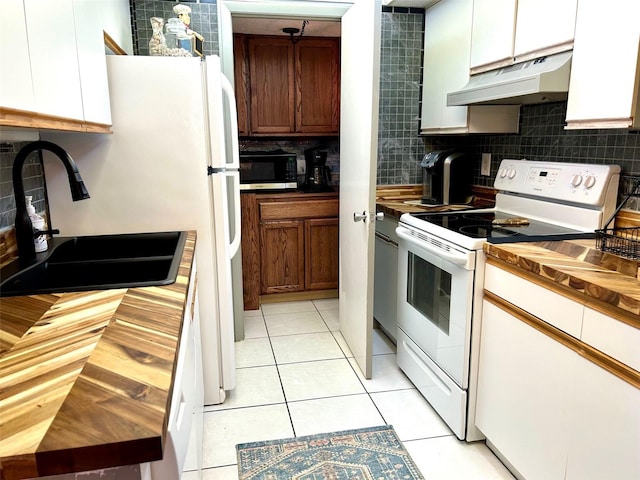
<box><xmin>42</xmin><ymin>55</ymin><xmax>240</xmax><ymax>406</ymax></box>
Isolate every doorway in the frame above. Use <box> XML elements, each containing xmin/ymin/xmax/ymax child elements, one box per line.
<box><xmin>219</xmin><ymin>0</ymin><xmax>381</xmax><ymax>378</ymax></box>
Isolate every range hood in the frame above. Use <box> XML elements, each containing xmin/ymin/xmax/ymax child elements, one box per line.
<box><xmin>447</xmin><ymin>51</ymin><xmax>572</xmax><ymax>106</ymax></box>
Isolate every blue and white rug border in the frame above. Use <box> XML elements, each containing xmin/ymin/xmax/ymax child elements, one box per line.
<box><xmin>236</xmin><ymin>424</ymin><xmax>399</xmax><ymax>450</ymax></box>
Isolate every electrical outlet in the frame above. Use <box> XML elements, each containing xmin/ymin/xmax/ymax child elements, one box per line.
<box><xmin>481</xmin><ymin>153</ymin><xmax>491</xmax><ymax>176</ymax></box>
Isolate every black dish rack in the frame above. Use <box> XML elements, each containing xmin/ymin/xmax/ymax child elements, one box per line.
<box><xmin>595</xmin><ymin>176</ymin><xmax>640</xmax><ymax>260</ymax></box>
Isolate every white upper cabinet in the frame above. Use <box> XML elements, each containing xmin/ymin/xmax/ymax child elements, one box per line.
<box><xmin>0</xmin><ymin>0</ymin><xmax>128</xmax><ymax>130</ymax></box>
<box><xmin>565</xmin><ymin>1</ymin><xmax>640</xmax><ymax>129</ymax></box>
<box><xmin>25</xmin><ymin>0</ymin><xmax>84</xmax><ymax>121</ymax></box>
<box><xmin>73</xmin><ymin>0</ymin><xmax>112</xmax><ymax>124</ymax></box>
<box><xmin>0</xmin><ymin>0</ymin><xmax>34</xmax><ymax>112</ymax></box>
<box><xmin>420</xmin><ymin>0</ymin><xmax>520</xmax><ymax>134</ymax></box>
<box><xmin>421</xmin><ymin>0</ymin><xmax>469</xmax><ymax>132</ymax></box>
<box><xmin>513</xmin><ymin>0</ymin><xmax>578</xmax><ymax>61</ymax></box>
<box><xmin>469</xmin><ymin>0</ymin><xmax>517</xmax><ymax>73</ymax></box>
<box><xmin>469</xmin><ymin>0</ymin><xmax>577</xmax><ymax>74</ymax></box>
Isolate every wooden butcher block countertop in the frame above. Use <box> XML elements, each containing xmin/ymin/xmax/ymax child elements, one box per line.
<box><xmin>376</xmin><ymin>185</ymin><xmax>495</xmax><ymax>218</ymax></box>
<box><xmin>484</xmin><ymin>239</ymin><xmax>640</xmax><ymax>324</ymax></box>
<box><xmin>0</xmin><ymin>231</ymin><xmax>196</xmax><ymax>480</ymax></box>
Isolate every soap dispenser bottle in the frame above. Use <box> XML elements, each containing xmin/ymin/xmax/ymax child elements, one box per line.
<box><xmin>25</xmin><ymin>196</ymin><xmax>48</xmax><ymax>252</ymax></box>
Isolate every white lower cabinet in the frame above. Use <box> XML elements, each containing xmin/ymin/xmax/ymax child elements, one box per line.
<box><xmin>476</xmin><ymin>300</ymin><xmax>574</xmax><ymax>480</ymax></box>
<box><xmin>150</xmin><ymin>258</ymin><xmax>203</xmax><ymax>480</ymax></box>
<box><xmin>565</xmin><ymin>354</ymin><xmax>640</xmax><ymax>480</ymax></box>
<box><xmin>478</xmin><ymin>264</ymin><xmax>640</xmax><ymax>480</ymax></box>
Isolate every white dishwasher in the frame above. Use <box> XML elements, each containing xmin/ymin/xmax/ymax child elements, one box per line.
<box><xmin>373</xmin><ymin>214</ymin><xmax>399</xmax><ymax>343</ymax></box>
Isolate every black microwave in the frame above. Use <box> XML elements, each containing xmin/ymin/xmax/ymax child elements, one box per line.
<box><xmin>239</xmin><ymin>150</ymin><xmax>298</xmax><ymax>191</ymax></box>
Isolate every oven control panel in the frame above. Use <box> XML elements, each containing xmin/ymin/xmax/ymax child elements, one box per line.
<box><xmin>494</xmin><ymin>160</ymin><xmax>621</xmax><ymax>206</ymax></box>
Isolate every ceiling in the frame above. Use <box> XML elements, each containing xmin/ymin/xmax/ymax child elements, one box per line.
<box><xmin>232</xmin><ymin>17</ymin><xmax>341</xmax><ymax>38</ymax></box>
<box><xmin>231</xmin><ymin>1</ymin><xmax>439</xmax><ymax>38</ymax></box>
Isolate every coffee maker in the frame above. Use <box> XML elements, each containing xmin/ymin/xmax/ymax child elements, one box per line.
<box><xmin>421</xmin><ymin>150</ymin><xmax>474</xmax><ymax>205</ymax></box>
<box><xmin>303</xmin><ymin>147</ymin><xmax>332</xmax><ymax>192</ymax></box>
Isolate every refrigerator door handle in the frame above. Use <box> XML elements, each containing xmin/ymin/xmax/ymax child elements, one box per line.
<box><xmin>228</xmin><ymin>170</ymin><xmax>241</xmax><ymax>258</ymax></box>
<box><xmin>220</xmin><ymin>74</ymin><xmax>239</xmax><ymax>170</ymax></box>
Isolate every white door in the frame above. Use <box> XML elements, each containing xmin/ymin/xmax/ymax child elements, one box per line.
<box><xmin>217</xmin><ymin>0</ymin><xmax>381</xmax><ymax>378</ymax></box>
<box><xmin>339</xmin><ymin>0</ymin><xmax>381</xmax><ymax>378</ymax></box>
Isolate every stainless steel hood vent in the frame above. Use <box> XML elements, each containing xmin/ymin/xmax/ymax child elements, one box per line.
<box><xmin>447</xmin><ymin>51</ymin><xmax>572</xmax><ymax>106</ymax></box>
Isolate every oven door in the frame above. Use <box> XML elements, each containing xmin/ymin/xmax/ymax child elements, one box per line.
<box><xmin>396</xmin><ymin>224</ymin><xmax>476</xmax><ymax>389</ymax></box>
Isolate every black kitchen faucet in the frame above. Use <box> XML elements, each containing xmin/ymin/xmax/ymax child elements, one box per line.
<box><xmin>12</xmin><ymin>140</ymin><xmax>90</xmax><ymax>264</ymax></box>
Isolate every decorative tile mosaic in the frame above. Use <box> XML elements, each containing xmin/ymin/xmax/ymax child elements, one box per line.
<box><xmin>131</xmin><ymin>0</ymin><xmax>218</xmax><ymax>56</ymax></box>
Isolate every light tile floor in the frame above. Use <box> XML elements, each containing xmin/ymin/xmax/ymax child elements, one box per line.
<box><xmin>184</xmin><ymin>299</ymin><xmax>515</xmax><ymax>480</ymax></box>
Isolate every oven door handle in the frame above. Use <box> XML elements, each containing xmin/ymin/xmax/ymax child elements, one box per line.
<box><xmin>396</xmin><ymin>227</ymin><xmax>470</xmax><ymax>267</ymax></box>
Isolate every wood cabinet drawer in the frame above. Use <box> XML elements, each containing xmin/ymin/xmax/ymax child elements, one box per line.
<box><xmin>260</xmin><ymin>199</ymin><xmax>339</xmax><ymax>220</ymax></box>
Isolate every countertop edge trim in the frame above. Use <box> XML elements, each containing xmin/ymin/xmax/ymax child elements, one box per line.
<box><xmin>483</xmin><ymin>291</ymin><xmax>640</xmax><ymax>389</ymax></box>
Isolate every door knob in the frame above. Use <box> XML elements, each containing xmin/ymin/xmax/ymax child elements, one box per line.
<box><xmin>353</xmin><ymin>211</ymin><xmax>367</xmax><ymax>222</ymax></box>
<box><xmin>353</xmin><ymin>211</ymin><xmax>384</xmax><ymax>223</ymax></box>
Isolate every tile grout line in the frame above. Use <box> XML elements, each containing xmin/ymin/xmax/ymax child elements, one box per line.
<box><xmin>263</xmin><ymin>309</ymin><xmax>299</xmax><ymax>438</ymax></box>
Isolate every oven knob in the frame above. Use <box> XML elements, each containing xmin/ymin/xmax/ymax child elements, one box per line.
<box><xmin>570</xmin><ymin>174</ymin><xmax>583</xmax><ymax>187</ymax></box>
<box><xmin>507</xmin><ymin>168</ymin><xmax>516</xmax><ymax>179</ymax></box>
<box><xmin>584</xmin><ymin>175</ymin><xmax>596</xmax><ymax>188</ymax></box>
<box><xmin>499</xmin><ymin>167</ymin><xmax>508</xmax><ymax>178</ymax></box>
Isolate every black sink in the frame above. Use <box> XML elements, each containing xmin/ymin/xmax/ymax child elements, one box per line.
<box><xmin>0</xmin><ymin>231</ymin><xmax>187</xmax><ymax>297</ymax></box>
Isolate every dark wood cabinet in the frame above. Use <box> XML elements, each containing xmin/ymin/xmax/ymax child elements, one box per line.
<box><xmin>234</xmin><ymin>35</ymin><xmax>340</xmax><ymax>136</ymax></box>
<box><xmin>260</xmin><ymin>220</ymin><xmax>305</xmax><ymax>293</ymax></box>
<box><xmin>241</xmin><ymin>192</ymin><xmax>339</xmax><ymax>310</ymax></box>
<box><xmin>295</xmin><ymin>39</ymin><xmax>340</xmax><ymax>134</ymax></box>
<box><xmin>248</xmin><ymin>37</ymin><xmax>295</xmax><ymax>134</ymax></box>
<box><xmin>305</xmin><ymin>217</ymin><xmax>339</xmax><ymax>290</ymax></box>
<box><xmin>233</xmin><ymin>33</ymin><xmax>249</xmax><ymax>135</ymax></box>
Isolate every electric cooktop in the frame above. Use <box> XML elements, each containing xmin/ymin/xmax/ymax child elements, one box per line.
<box><xmin>410</xmin><ymin>210</ymin><xmax>597</xmax><ymax>244</ymax></box>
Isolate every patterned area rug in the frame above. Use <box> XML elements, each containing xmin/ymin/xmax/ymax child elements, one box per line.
<box><xmin>236</xmin><ymin>425</ymin><xmax>425</xmax><ymax>480</ymax></box>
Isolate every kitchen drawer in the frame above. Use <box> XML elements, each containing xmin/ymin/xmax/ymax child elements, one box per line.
<box><xmin>260</xmin><ymin>199</ymin><xmax>339</xmax><ymax>220</ymax></box>
<box><xmin>582</xmin><ymin>307</ymin><xmax>640</xmax><ymax>372</ymax></box>
<box><xmin>484</xmin><ymin>263</ymin><xmax>583</xmax><ymax>338</ymax></box>
<box><xmin>397</xmin><ymin>328</ymin><xmax>467</xmax><ymax>440</ymax></box>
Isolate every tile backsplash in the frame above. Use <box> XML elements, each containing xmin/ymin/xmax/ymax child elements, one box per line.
<box><xmin>377</xmin><ymin>6</ymin><xmax>426</xmax><ymax>185</ymax></box>
<box><xmin>1</xmin><ymin>3</ymin><xmax>638</xmax><ymax>229</ymax></box>
<box><xmin>0</xmin><ymin>143</ymin><xmax>47</xmax><ymax>229</ymax></box>
<box><xmin>240</xmin><ymin>138</ymin><xmax>341</xmax><ymax>187</ymax></box>
<box><xmin>420</xmin><ymin>102</ymin><xmax>640</xmax><ymax>187</ymax></box>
